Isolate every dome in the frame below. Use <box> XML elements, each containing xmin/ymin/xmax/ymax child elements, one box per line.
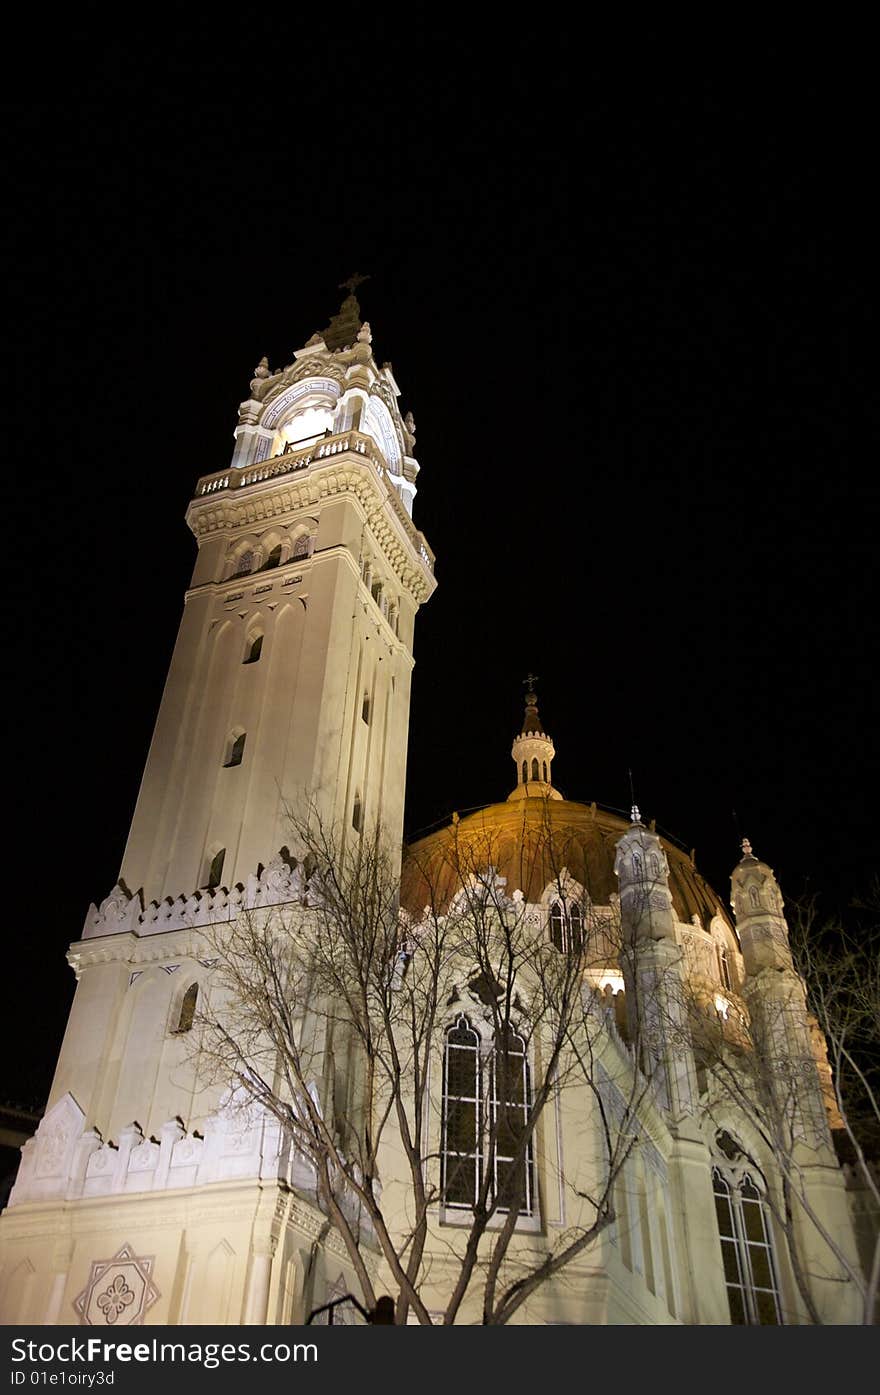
<box><xmin>403</xmin><ymin>796</ymin><xmax>731</xmax><ymax>930</ymax></box>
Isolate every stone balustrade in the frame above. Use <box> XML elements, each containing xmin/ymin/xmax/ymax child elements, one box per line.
<box><xmin>193</xmin><ymin>430</ymin><xmax>435</xmax><ymax>574</ymax></box>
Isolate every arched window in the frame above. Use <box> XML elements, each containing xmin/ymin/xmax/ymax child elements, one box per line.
<box><xmin>174</xmin><ymin>983</ymin><xmax>198</xmax><ymax>1034</ymax></box>
<box><xmin>531</xmin><ymin>757</ymin><xmax>540</xmax><ymax>781</ymax></box>
<box><xmin>632</xmin><ymin>852</ymin><xmax>643</xmax><ymax>881</ymax></box>
<box><xmin>490</xmin><ymin>1030</ymin><xmax>535</xmax><ymax>1214</ymax></box>
<box><xmin>749</xmin><ymin>886</ymin><xmax>761</xmax><ymax>909</ymax></box>
<box><xmin>441</xmin><ymin>1016</ymin><xmax>482</xmax><ymax>1208</ymax></box>
<box><xmin>718</xmin><ymin>944</ymin><xmax>732</xmax><ymax>991</ymax></box>
<box><xmin>542</xmin><ymin>760</ymin><xmax>548</xmax><ymax>782</ymax></box>
<box><xmin>712</xmin><ymin>1137</ymin><xmax>781</xmax><ymax>1324</ymax></box>
<box><xmin>224</xmin><ymin>731</ymin><xmax>246</xmax><ymax>767</ymax></box>
<box><xmin>352</xmin><ymin>793</ymin><xmax>362</xmax><ymax>832</ymax></box>
<box><xmin>441</xmin><ymin>1017</ymin><xmax>535</xmax><ymax>1216</ymax></box>
<box><xmin>292</xmin><ymin>534</ymin><xmax>310</xmax><ymax>560</ymax></box>
<box><xmin>549</xmin><ymin>901</ymin><xmax>565</xmax><ymax>951</ymax></box>
<box><xmin>205</xmin><ymin>847</ymin><xmax>225</xmax><ymax>890</ymax></box>
<box><xmin>549</xmin><ymin>899</ymin><xmax>584</xmax><ymax>955</ymax></box>
<box><xmin>522</xmin><ymin>761</ymin><xmax>528</xmax><ymax>783</ymax></box>
<box><xmin>568</xmin><ymin>903</ymin><xmax>584</xmax><ymax>954</ymax></box>
<box><xmin>243</xmin><ymin>632</ymin><xmax>263</xmax><ymax>664</ymax></box>
<box><xmin>362</xmin><ymin>693</ymin><xmax>371</xmax><ymax>724</ymax></box>
<box><xmin>264</xmin><ymin>543</ymin><xmax>283</xmax><ymax>570</ymax></box>
<box><xmin>371</xmin><ymin>580</ymin><xmax>382</xmax><ymax>606</ymax></box>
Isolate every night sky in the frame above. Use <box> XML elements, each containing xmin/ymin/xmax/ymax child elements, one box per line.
<box><xmin>7</xmin><ymin>37</ymin><xmax>878</xmax><ymax>1107</ymax></box>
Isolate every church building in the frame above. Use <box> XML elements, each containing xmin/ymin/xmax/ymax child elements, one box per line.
<box><xmin>0</xmin><ymin>293</ymin><xmax>867</xmax><ymax>1325</ymax></box>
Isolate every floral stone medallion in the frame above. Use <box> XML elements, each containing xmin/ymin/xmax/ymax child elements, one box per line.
<box><xmin>73</xmin><ymin>1244</ymin><xmax>159</xmax><ymax>1325</ymax></box>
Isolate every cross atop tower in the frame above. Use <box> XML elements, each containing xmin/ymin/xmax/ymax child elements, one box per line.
<box><xmin>339</xmin><ymin>272</ymin><xmax>370</xmax><ymax>295</ymax></box>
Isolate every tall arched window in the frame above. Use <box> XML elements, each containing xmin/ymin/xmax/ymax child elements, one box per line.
<box><xmin>718</xmin><ymin>944</ymin><xmax>732</xmax><ymax>991</ymax></box>
<box><xmin>490</xmin><ymin>1030</ymin><xmax>535</xmax><ymax>1214</ymax></box>
<box><xmin>549</xmin><ymin>900</ymin><xmax>565</xmax><ymax>951</ymax></box>
<box><xmin>712</xmin><ymin>1134</ymin><xmax>781</xmax><ymax>1324</ymax></box>
<box><xmin>441</xmin><ymin>1018</ymin><xmax>535</xmax><ymax>1216</ymax></box>
<box><xmin>352</xmin><ymin>793</ymin><xmax>362</xmax><ymax>832</ymax></box>
<box><xmin>531</xmin><ymin>758</ymin><xmax>540</xmax><ymax>781</ymax></box>
<box><xmin>441</xmin><ymin>1016</ymin><xmax>482</xmax><ymax>1208</ymax></box>
<box><xmin>522</xmin><ymin>761</ymin><xmax>528</xmax><ymax>783</ymax></box>
<box><xmin>568</xmin><ymin>903</ymin><xmax>584</xmax><ymax>953</ymax></box>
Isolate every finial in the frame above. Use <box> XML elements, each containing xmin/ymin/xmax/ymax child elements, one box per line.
<box><xmin>339</xmin><ymin>272</ymin><xmax>370</xmax><ymax>295</ymax></box>
<box><xmin>627</xmin><ymin>768</ymin><xmax>641</xmax><ymax>826</ymax></box>
<box><xmin>523</xmin><ymin>672</ymin><xmax>539</xmax><ymax>699</ymax></box>
<box><xmin>741</xmin><ymin>837</ymin><xmax>754</xmax><ymax>859</ymax></box>
<box><xmin>356</xmin><ymin>321</ymin><xmax>372</xmax><ymax>344</ymax></box>
<box><xmin>253</xmin><ymin>355</ymin><xmax>270</xmax><ymax>379</ymax></box>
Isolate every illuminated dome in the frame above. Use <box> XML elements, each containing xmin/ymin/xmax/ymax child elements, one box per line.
<box><xmin>404</xmin><ymin>796</ymin><xmax>729</xmax><ymax>928</ymax></box>
<box><xmin>404</xmin><ymin>684</ymin><xmax>731</xmax><ymax>929</ymax></box>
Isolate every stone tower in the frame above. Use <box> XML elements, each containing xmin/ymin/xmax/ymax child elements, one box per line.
<box><xmin>118</xmin><ymin>295</ymin><xmax>436</xmax><ymax>908</ymax></box>
<box><xmin>0</xmin><ymin>295</ymin><xmax>436</xmax><ymax>1325</ymax></box>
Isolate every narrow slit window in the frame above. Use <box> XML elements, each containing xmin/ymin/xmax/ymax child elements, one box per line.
<box><xmin>175</xmin><ymin>983</ymin><xmax>198</xmax><ymax>1034</ymax></box>
<box><xmin>244</xmin><ymin>633</ymin><xmax>263</xmax><ymax>664</ymax></box>
<box><xmin>225</xmin><ymin>732</ymin><xmax>246</xmax><ymax>767</ymax></box>
<box><xmin>206</xmin><ymin>848</ymin><xmax>225</xmax><ymax>890</ymax></box>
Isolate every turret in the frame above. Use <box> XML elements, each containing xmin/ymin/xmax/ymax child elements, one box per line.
<box><xmin>730</xmin><ymin>838</ymin><xmax>793</xmax><ymax>975</ymax></box>
<box><xmin>508</xmin><ymin>678</ymin><xmax>562</xmax><ymax>801</ymax></box>
<box><xmin>614</xmin><ymin>806</ymin><xmax>677</xmax><ymax>942</ymax></box>
<box><xmin>614</xmin><ymin>807</ymin><xmax>697</xmax><ymax>1116</ymax></box>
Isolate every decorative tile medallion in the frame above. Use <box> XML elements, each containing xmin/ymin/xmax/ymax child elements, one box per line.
<box><xmin>73</xmin><ymin>1244</ymin><xmax>159</xmax><ymax>1326</ymax></box>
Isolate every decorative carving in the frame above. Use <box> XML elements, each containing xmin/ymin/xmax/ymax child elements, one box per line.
<box><xmin>73</xmin><ymin>1245</ymin><xmax>159</xmax><ymax>1327</ymax></box>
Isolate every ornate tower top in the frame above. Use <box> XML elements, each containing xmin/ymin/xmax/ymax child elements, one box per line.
<box><xmin>323</xmin><ymin>274</ymin><xmax>370</xmax><ymax>351</ymax></box>
<box><xmin>508</xmin><ymin>677</ymin><xmax>562</xmax><ymax>802</ymax></box>
<box><xmin>730</xmin><ymin>838</ymin><xmax>793</xmax><ymax>975</ymax></box>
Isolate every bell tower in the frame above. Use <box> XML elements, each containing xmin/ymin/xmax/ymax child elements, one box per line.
<box><xmin>113</xmin><ymin>292</ymin><xmax>436</xmax><ymax>912</ymax></box>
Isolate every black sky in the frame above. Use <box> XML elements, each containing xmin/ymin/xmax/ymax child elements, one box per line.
<box><xmin>7</xmin><ymin>33</ymin><xmax>879</xmax><ymax>1104</ymax></box>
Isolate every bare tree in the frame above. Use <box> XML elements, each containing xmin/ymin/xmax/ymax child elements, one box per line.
<box><xmin>190</xmin><ymin>805</ymin><xmax>658</xmax><ymax>1324</ymax></box>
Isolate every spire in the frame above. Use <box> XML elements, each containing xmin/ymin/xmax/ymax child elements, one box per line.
<box><xmin>508</xmin><ymin>675</ymin><xmax>562</xmax><ymax>802</ymax></box>
<box><xmin>521</xmin><ymin>674</ymin><xmax>545</xmax><ymax>734</ymax></box>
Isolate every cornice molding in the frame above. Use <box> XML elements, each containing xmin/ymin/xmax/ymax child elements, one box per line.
<box><xmin>187</xmin><ymin>459</ymin><xmax>435</xmax><ymax>603</ymax></box>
